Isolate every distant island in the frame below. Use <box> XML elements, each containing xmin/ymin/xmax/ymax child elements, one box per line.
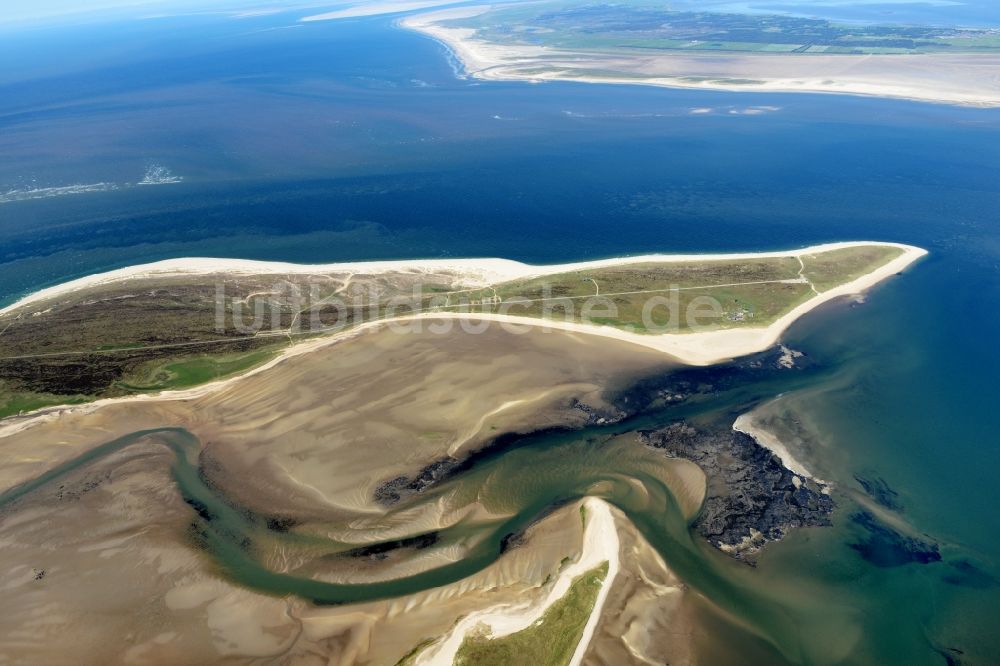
<box><xmin>402</xmin><ymin>3</ymin><xmax>1000</xmax><ymax>106</ymax></box>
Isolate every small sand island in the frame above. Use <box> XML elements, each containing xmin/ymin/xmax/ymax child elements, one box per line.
<box><xmin>0</xmin><ymin>242</ymin><xmax>925</xmax><ymax>664</ymax></box>
<box><xmin>400</xmin><ymin>4</ymin><xmax>1000</xmax><ymax>107</ymax></box>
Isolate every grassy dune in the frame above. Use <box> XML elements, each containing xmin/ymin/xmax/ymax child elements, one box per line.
<box><xmin>454</xmin><ymin>562</ymin><xmax>609</xmax><ymax>666</ymax></box>
<box><xmin>461</xmin><ymin>246</ymin><xmax>903</xmax><ymax>333</ymax></box>
<box><xmin>0</xmin><ymin>245</ymin><xmax>906</xmax><ymax>419</ymax></box>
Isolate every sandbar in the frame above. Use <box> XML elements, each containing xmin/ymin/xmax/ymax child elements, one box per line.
<box><xmin>402</xmin><ymin>6</ymin><xmax>1000</xmax><ymax>108</ymax></box>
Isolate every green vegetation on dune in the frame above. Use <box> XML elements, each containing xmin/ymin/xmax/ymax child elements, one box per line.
<box><xmin>454</xmin><ymin>561</ymin><xmax>609</xmax><ymax>666</ymax></box>
<box><xmin>0</xmin><ymin>269</ymin><xmax>455</xmax><ymax>419</ymax></box>
<box><xmin>460</xmin><ymin>256</ymin><xmax>814</xmax><ymax>333</ymax></box>
<box><xmin>118</xmin><ymin>348</ymin><xmax>280</xmax><ymax>392</ymax></box>
<box><xmin>444</xmin><ymin>246</ymin><xmax>905</xmax><ymax>334</ymax></box>
<box><xmin>0</xmin><ymin>387</ymin><xmax>90</xmax><ymax>420</ymax></box>
<box><xmin>801</xmin><ymin>245</ymin><xmax>903</xmax><ymax>292</ymax></box>
<box><xmin>0</xmin><ymin>245</ymin><xmax>911</xmax><ymax>421</ymax></box>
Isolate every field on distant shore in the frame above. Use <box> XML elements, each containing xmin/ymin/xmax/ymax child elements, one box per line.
<box><xmin>450</xmin><ymin>3</ymin><xmax>1000</xmax><ymax>55</ymax></box>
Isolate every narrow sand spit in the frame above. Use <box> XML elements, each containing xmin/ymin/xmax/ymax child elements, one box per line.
<box><xmin>416</xmin><ymin>497</ymin><xmax>620</xmax><ymax>666</ymax></box>
<box><xmin>734</xmin><ymin>411</ymin><xmax>821</xmax><ymax>483</ymax></box>
<box><xmin>1</xmin><ymin>240</ymin><xmax>922</xmax><ymax>321</ymax></box>
<box><xmin>401</xmin><ymin>7</ymin><xmax>1000</xmax><ymax>108</ymax></box>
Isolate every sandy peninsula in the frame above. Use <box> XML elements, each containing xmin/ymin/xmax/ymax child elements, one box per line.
<box><xmin>0</xmin><ymin>241</ymin><xmax>927</xmax><ymax>373</ymax></box>
<box><xmin>402</xmin><ymin>6</ymin><xmax>1000</xmax><ymax>108</ymax></box>
<box><xmin>417</xmin><ymin>497</ymin><xmax>620</xmax><ymax>666</ymax></box>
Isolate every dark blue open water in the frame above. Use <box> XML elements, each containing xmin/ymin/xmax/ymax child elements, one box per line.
<box><xmin>1</xmin><ymin>8</ymin><xmax>999</xmax><ymax>663</ymax></box>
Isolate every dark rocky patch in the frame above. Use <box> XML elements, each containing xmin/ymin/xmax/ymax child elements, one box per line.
<box><xmin>942</xmin><ymin>559</ymin><xmax>998</xmax><ymax>589</ymax></box>
<box><xmin>500</xmin><ymin>530</ymin><xmax>527</xmax><ymax>553</ymax></box>
<box><xmin>183</xmin><ymin>496</ymin><xmax>214</xmax><ymax>522</ymax></box>
<box><xmin>53</xmin><ymin>470</ymin><xmax>111</xmax><ymax>502</ymax></box>
<box><xmin>373</xmin><ymin>457</ymin><xmax>461</xmax><ymax>505</ymax></box>
<box><xmin>606</xmin><ymin>344</ymin><xmax>819</xmax><ymax>415</ymax></box>
<box><xmin>371</xmin><ymin>344</ymin><xmax>825</xmax><ymax>509</ymax></box>
<box><xmin>340</xmin><ymin>531</ymin><xmax>439</xmax><ymax>560</ymax></box>
<box><xmin>265</xmin><ymin>516</ymin><xmax>299</xmax><ymax>532</ymax></box>
<box><xmin>932</xmin><ymin>645</ymin><xmax>965</xmax><ymax>666</ymax></box>
<box><xmin>571</xmin><ymin>398</ymin><xmax>625</xmax><ymax>426</ymax></box>
<box><xmin>372</xmin><ymin>423</ymin><xmax>595</xmax><ymax>506</ymax></box>
<box><xmin>854</xmin><ymin>473</ymin><xmax>903</xmax><ymax>511</ymax></box>
<box><xmin>848</xmin><ymin>511</ymin><xmax>941</xmax><ymax>566</ymax></box>
<box><xmin>641</xmin><ymin>422</ymin><xmax>833</xmax><ymax>560</ymax></box>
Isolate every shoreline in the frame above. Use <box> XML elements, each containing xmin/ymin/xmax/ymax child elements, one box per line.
<box><xmin>733</xmin><ymin>411</ymin><xmax>824</xmax><ymax>484</ymax></box>
<box><xmin>0</xmin><ymin>240</ymin><xmax>921</xmax><ymax>317</ymax></box>
<box><xmin>401</xmin><ymin>9</ymin><xmax>1000</xmax><ymax>108</ymax></box>
<box><xmin>0</xmin><ymin>242</ymin><xmax>928</xmax><ymax>368</ymax></box>
<box><xmin>0</xmin><ymin>242</ymin><xmax>925</xmax><ymax>433</ymax></box>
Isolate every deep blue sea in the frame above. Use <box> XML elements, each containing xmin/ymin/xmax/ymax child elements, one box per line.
<box><xmin>1</xmin><ymin>7</ymin><xmax>999</xmax><ymax>663</ymax></box>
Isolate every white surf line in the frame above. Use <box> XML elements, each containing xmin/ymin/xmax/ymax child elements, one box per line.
<box><xmin>416</xmin><ymin>497</ymin><xmax>620</xmax><ymax>666</ymax></box>
<box><xmin>0</xmin><ymin>182</ymin><xmax>118</xmax><ymax>205</ymax></box>
<box><xmin>0</xmin><ymin>242</ymin><xmax>929</xmax><ymax>437</ymax></box>
<box><xmin>397</xmin><ymin>244</ymin><xmax>925</xmax><ymax>366</ymax></box>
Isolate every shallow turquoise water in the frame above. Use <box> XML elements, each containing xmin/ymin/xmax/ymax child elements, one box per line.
<box><xmin>0</xmin><ymin>363</ymin><xmax>857</xmax><ymax>663</ymax></box>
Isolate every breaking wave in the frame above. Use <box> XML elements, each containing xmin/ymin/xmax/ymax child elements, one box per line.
<box><xmin>1</xmin><ymin>164</ymin><xmax>184</xmax><ymax>204</ymax></box>
<box><xmin>137</xmin><ymin>164</ymin><xmax>183</xmax><ymax>186</ymax></box>
<box><xmin>0</xmin><ymin>182</ymin><xmax>118</xmax><ymax>205</ymax></box>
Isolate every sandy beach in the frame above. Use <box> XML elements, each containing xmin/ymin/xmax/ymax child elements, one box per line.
<box><xmin>734</xmin><ymin>411</ymin><xmax>818</xmax><ymax>482</ymax></box>
<box><xmin>0</xmin><ymin>240</ymin><xmax>921</xmax><ymax>316</ymax></box>
<box><xmin>402</xmin><ymin>8</ymin><xmax>1000</xmax><ymax>108</ymax></box>
<box><xmin>0</xmin><ymin>242</ymin><xmax>927</xmax><ymax>376</ymax></box>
